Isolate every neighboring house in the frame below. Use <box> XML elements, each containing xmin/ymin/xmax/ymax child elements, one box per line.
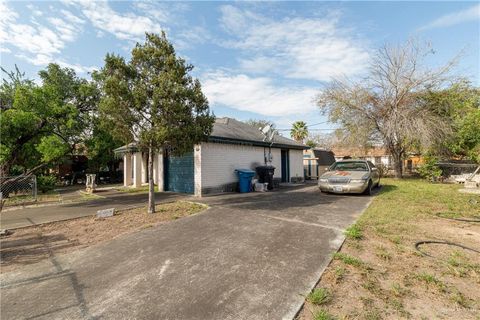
<box><xmin>331</xmin><ymin>146</ymin><xmax>423</xmax><ymax>172</ymax></box>
<box><xmin>303</xmin><ymin>149</ymin><xmax>336</xmax><ymax>179</ymax></box>
<box><xmin>115</xmin><ymin>118</ymin><xmax>307</xmax><ymax>196</ymax></box>
<box><xmin>332</xmin><ymin>146</ymin><xmax>392</xmax><ymax>167</ymax></box>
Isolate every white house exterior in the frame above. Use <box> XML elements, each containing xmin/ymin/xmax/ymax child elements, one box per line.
<box><xmin>115</xmin><ymin>118</ymin><xmax>307</xmax><ymax>197</ymax></box>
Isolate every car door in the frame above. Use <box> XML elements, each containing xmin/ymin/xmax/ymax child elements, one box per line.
<box><xmin>367</xmin><ymin>161</ymin><xmax>380</xmax><ymax>184</ymax></box>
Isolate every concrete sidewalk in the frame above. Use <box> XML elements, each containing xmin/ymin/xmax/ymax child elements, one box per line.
<box><xmin>0</xmin><ymin>185</ymin><xmax>372</xmax><ymax>319</ymax></box>
<box><xmin>0</xmin><ymin>191</ymin><xmax>189</xmax><ymax>229</ymax></box>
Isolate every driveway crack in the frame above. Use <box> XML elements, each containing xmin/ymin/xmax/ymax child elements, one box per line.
<box><xmin>257</xmin><ymin>213</ymin><xmax>343</xmax><ymax>233</ymax></box>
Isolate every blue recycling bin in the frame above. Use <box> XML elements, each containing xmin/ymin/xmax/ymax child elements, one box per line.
<box><xmin>235</xmin><ymin>169</ymin><xmax>256</xmax><ymax>193</ymax></box>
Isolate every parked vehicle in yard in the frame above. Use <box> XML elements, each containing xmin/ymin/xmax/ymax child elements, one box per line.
<box><xmin>318</xmin><ymin>160</ymin><xmax>380</xmax><ymax>195</ymax></box>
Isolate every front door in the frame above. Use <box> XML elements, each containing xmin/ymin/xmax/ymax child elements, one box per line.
<box><xmin>281</xmin><ymin>149</ymin><xmax>290</xmax><ymax>183</ymax></box>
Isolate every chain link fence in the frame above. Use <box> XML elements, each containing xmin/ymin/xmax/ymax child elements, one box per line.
<box><xmin>0</xmin><ymin>175</ymin><xmax>37</xmax><ymax>209</ymax></box>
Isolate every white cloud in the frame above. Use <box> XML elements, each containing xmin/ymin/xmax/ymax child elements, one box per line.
<box><xmin>1</xmin><ymin>1</ymin><xmax>92</xmax><ymax>74</ymax></box>
<box><xmin>133</xmin><ymin>1</ymin><xmax>170</xmax><ymax>23</ymax></box>
<box><xmin>26</xmin><ymin>4</ymin><xmax>43</xmax><ymax>17</ymax></box>
<box><xmin>18</xmin><ymin>53</ymin><xmax>96</xmax><ymax>74</ymax></box>
<box><xmin>60</xmin><ymin>9</ymin><xmax>86</xmax><ymax>25</ymax></box>
<box><xmin>419</xmin><ymin>4</ymin><xmax>480</xmax><ymax>30</ymax></box>
<box><xmin>0</xmin><ymin>1</ymin><xmax>19</xmax><ymax>44</ymax></box>
<box><xmin>77</xmin><ymin>1</ymin><xmax>164</xmax><ymax>41</ymax></box>
<box><xmin>57</xmin><ymin>60</ymin><xmax>97</xmax><ymax>74</ymax></box>
<box><xmin>202</xmin><ymin>72</ymin><xmax>317</xmax><ymax>116</ymax></box>
<box><xmin>47</xmin><ymin>17</ymin><xmax>81</xmax><ymax>41</ymax></box>
<box><xmin>5</xmin><ymin>23</ymin><xmax>64</xmax><ymax>56</ymax></box>
<box><xmin>16</xmin><ymin>53</ymin><xmax>53</xmax><ymax>66</ymax></box>
<box><xmin>219</xmin><ymin>5</ymin><xmax>264</xmax><ymax>34</ymax></box>
<box><xmin>218</xmin><ymin>5</ymin><xmax>369</xmax><ymax>82</ymax></box>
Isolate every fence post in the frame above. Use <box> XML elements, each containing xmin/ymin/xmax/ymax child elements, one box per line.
<box><xmin>33</xmin><ymin>175</ymin><xmax>37</xmax><ymax>202</ymax></box>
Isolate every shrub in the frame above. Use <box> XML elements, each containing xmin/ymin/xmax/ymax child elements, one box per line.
<box><xmin>417</xmin><ymin>156</ymin><xmax>442</xmax><ymax>182</ymax></box>
<box><xmin>37</xmin><ymin>175</ymin><xmax>57</xmax><ymax>193</ymax></box>
<box><xmin>376</xmin><ymin>163</ymin><xmax>389</xmax><ymax>178</ymax></box>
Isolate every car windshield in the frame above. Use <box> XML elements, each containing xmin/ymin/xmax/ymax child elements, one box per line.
<box><xmin>330</xmin><ymin>161</ymin><xmax>368</xmax><ymax>171</ymax></box>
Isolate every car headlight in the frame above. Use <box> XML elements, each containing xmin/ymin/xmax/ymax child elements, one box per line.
<box><xmin>350</xmin><ymin>179</ymin><xmax>367</xmax><ymax>183</ymax></box>
<box><xmin>319</xmin><ymin>178</ymin><xmax>328</xmax><ymax>182</ymax></box>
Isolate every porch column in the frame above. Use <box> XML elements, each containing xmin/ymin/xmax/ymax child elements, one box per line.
<box><xmin>156</xmin><ymin>152</ymin><xmax>164</xmax><ymax>192</ymax></box>
<box><xmin>132</xmin><ymin>152</ymin><xmax>142</xmax><ymax>188</ymax></box>
<box><xmin>153</xmin><ymin>154</ymin><xmax>158</xmax><ymax>186</ymax></box>
<box><xmin>123</xmin><ymin>153</ymin><xmax>132</xmax><ymax>187</ymax></box>
<box><xmin>141</xmin><ymin>153</ymin><xmax>147</xmax><ymax>184</ymax></box>
<box><xmin>194</xmin><ymin>144</ymin><xmax>202</xmax><ymax>197</ymax></box>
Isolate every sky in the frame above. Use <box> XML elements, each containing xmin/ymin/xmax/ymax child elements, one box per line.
<box><xmin>1</xmin><ymin>1</ymin><xmax>479</xmax><ymax>135</ymax></box>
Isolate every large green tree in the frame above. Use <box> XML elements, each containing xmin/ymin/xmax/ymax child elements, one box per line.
<box><xmin>84</xmin><ymin>122</ymin><xmax>124</xmax><ymax>174</ymax></box>
<box><xmin>419</xmin><ymin>81</ymin><xmax>480</xmax><ymax>162</ymax></box>
<box><xmin>95</xmin><ymin>32</ymin><xmax>215</xmax><ymax>213</ymax></box>
<box><xmin>0</xmin><ymin>64</ymin><xmax>97</xmax><ymax>176</ymax></box>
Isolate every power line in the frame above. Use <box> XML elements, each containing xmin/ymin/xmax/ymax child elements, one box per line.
<box><xmin>277</xmin><ymin>128</ymin><xmax>337</xmax><ymax>131</ymax></box>
<box><xmin>306</xmin><ymin>121</ymin><xmax>330</xmax><ymax>127</ymax></box>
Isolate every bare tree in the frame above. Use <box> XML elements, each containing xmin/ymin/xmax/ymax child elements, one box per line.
<box><xmin>317</xmin><ymin>40</ymin><xmax>456</xmax><ymax>178</ymax></box>
<box><xmin>305</xmin><ymin>132</ymin><xmax>337</xmax><ymax>150</ymax></box>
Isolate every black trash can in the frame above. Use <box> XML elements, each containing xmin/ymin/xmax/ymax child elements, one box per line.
<box><xmin>256</xmin><ymin>165</ymin><xmax>275</xmax><ymax>190</ymax></box>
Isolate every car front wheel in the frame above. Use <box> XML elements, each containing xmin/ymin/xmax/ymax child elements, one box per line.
<box><xmin>364</xmin><ymin>180</ymin><xmax>373</xmax><ymax>195</ymax></box>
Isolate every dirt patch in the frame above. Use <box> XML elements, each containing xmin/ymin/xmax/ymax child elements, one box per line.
<box><xmin>0</xmin><ymin>201</ymin><xmax>206</xmax><ymax>272</ymax></box>
<box><xmin>298</xmin><ymin>220</ymin><xmax>480</xmax><ymax>320</ymax></box>
<box><xmin>297</xmin><ymin>179</ymin><xmax>480</xmax><ymax>320</ymax></box>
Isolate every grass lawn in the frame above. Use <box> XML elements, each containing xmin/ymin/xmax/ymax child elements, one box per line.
<box><xmin>116</xmin><ymin>185</ymin><xmax>160</xmax><ymax>193</ymax></box>
<box><xmin>3</xmin><ymin>190</ymin><xmax>61</xmax><ymax>207</ymax></box>
<box><xmin>298</xmin><ymin>178</ymin><xmax>480</xmax><ymax>320</ymax></box>
<box><xmin>0</xmin><ymin>201</ymin><xmax>206</xmax><ymax>272</ymax></box>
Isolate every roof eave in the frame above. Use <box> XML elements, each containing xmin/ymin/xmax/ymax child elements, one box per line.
<box><xmin>208</xmin><ymin>136</ymin><xmax>308</xmax><ymax>150</ymax></box>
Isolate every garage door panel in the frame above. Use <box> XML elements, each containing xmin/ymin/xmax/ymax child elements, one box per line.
<box><xmin>165</xmin><ymin>152</ymin><xmax>194</xmax><ymax>194</ymax></box>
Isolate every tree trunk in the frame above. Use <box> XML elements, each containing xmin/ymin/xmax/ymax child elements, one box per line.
<box><xmin>392</xmin><ymin>152</ymin><xmax>403</xmax><ymax>179</ymax></box>
<box><xmin>147</xmin><ymin>146</ymin><xmax>155</xmax><ymax>214</ymax></box>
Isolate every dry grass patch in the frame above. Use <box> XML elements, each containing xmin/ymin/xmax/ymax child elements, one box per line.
<box><xmin>4</xmin><ymin>191</ymin><xmax>61</xmax><ymax>207</ymax></box>
<box><xmin>298</xmin><ymin>178</ymin><xmax>480</xmax><ymax>320</ymax></box>
<box><xmin>0</xmin><ymin>201</ymin><xmax>206</xmax><ymax>272</ymax></box>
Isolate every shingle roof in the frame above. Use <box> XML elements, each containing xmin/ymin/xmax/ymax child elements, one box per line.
<box><xmin>311</xmin><ymin>149</ymin><xmax>336</xmax><ymax>165</ymax></box>
<box><xmin>210</xmin><ymin>117</ymin><xmax>306</xmax><ymax>149</ymax></box>
<box><xmin>115</xmin><ymin>117</ymin><xmax>307</xmax><ymax>154</ymax></box>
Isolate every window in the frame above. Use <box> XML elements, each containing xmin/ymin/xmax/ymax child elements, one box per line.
<box><xmin>330</xmin><ymin>161</ymin><xmax>368</xmax><ymax>171</ymax></box>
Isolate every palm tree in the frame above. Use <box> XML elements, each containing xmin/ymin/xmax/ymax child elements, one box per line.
<box><xmin>290</xmin><ymin>121</ymin><xmax>309</xmax><ymax>142</ymax></box>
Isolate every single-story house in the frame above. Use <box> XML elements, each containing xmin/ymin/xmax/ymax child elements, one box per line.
<box><xmin>115</xmin><ymin>118</ymin><xmax>307</xmax><ymax>196</ymax></box>
<box><xmin>331</xmin><ymin>146</ymin><xmax>424</xmax><ymax>172</ymax></box>
<box><xmin>332</xmin><ymin>146</ymin><xmax>392</xmax><ymax>167</ymax></box>
<box><xmin>303</xmin><ymin>149</ymin><xmax>336</xmax><ymax>179</ymax></box>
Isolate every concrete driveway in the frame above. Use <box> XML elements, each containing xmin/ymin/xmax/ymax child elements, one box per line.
<box><xmin>0</xmin><ymin>185</ymin><xmax>372</xmax><ymax>320</ymax></box>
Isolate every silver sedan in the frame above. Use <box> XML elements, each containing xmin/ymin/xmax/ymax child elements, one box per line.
<box><xmin>318</xmin><ymin>160</ymin><xmax>381</xmax><ymax>195</ymax></box>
